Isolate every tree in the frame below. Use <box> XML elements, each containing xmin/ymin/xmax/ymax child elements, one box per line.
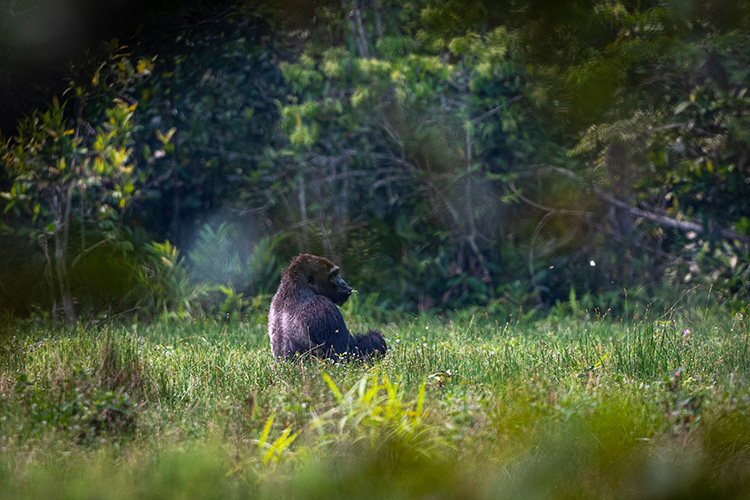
<box><xmin>274</xmin><ymin>0</ymin><xmax>750</xmax><ymax>311</ymax></box>
<box><xmin>1</xmin><ymin>52</ymin><xmax>172</xmax><ymax>325</ymax></box>
<box><xmin>275</xmin><ymin>1</ymin><xmax>557</xmax><ymax>309</ymax></box>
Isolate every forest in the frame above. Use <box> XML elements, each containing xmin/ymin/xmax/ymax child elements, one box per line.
<box><xmin>2</xmin><ymin>2</ymin><xmax>750</xmax><ymax>499</ymax></box>
<box><xmin>1</xmin><ymin>0</ymin><xmax>749</xmax><ymax>321</ymax></box>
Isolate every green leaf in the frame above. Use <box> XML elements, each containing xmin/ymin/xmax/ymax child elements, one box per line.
<box><xmin>674</xmin><ymin>101</ymin><xmax>691</xmax><ymax>114</ymax></box>
<box><xmin>258</xmin><ymin>413</ymin><xmax>275</xmax><ymax>450</ymax></box>
<box><xmin>321</xmin><ymin>371</ymin><xmax>343</xmax><ymax>402</ymax></box>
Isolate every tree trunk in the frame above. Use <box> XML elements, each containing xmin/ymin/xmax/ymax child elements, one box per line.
<box><xmin>52</xmin><ymin>191</ymin><xmax>77</xmax><ymax>326</ymax></box>
<box><xmin>314</xmin><ymin>179</ymin><xmax>333</xmax><ymax>257</ymax></box>
<box><xmin>298</xmin><ymin>174</ymin><xmax>311</xmax><ymax>250</ymax></box>
<box><xmin>54</xmin><ymin>228</ymin><xmax>76</xmax><ymax>326</ymax></box>
<box><xmin>38</xmin><ymin>234</ymin><xmax>59</xmax><ymax>323</ymax></box>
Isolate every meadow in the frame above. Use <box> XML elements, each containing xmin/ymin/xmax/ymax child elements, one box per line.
<box><xmin>1</xmin><ymin>300</ymin><xmax>749</xmax><ymax>499</ymax></box>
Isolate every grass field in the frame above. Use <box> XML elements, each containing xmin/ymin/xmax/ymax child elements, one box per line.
<box><xmin>1</xmin><ymin>302</ymin><xmax>749</xmax><ymax>499</ymax></box>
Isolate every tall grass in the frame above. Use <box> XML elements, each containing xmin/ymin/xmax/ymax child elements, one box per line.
<box><xmin>1</xmin><ymin>305</ymin><xmax>749</xmax><ymax>499</ymax></box>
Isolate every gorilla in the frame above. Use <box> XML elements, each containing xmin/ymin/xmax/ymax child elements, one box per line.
<box><xmin>268</xmin><ymin>254</ymin><xmax>387</xmax><ymax>360</ymax></box>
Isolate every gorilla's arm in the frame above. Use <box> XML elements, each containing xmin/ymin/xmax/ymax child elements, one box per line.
<box><xmin>299</xmin><ymin>296</ymin><xmax>357</xmax><ymax>356</ymax></box>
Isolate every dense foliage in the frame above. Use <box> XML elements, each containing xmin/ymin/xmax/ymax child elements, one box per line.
<box><xmin>1</xmin><ymin>0</ymin><xmax>749</xmax><ymax>321</ymax></box>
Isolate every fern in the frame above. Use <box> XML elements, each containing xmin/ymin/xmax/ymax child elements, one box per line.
<box><xmin>188</xmin><ymin>223</ymin><xmax>244</xmax><ymax>287</ymax></box>
<box><xmin>569</xmin><ymin>110</ymin><xmax>658</xmax><ymax>156</ymax></box>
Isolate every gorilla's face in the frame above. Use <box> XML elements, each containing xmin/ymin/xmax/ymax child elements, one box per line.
<box><xmin>300</xmin><ymin>254</ymin><xmax>352</xmax><ymax>305</ymax></box>
<box><xmin>326</xmin><ymin>271</ymin><xmax>352</xmax><ymax>306</ymax></box>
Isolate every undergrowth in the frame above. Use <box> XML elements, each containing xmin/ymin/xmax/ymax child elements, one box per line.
<box><xmin>1</xmin><ymin>305</ymin><xmax>749</xmax><ymax>499</ymax></box>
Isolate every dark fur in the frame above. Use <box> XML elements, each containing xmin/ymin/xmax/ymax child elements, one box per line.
<box><xmin>268</xmin><ymin>254</ymin><xmax>387</xmax><ymax>360</ymax></box>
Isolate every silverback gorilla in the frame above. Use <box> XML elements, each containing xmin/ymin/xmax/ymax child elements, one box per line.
<box><xmin>268</xmin><ymin>254</ymin><xmax>387</xmax><ymax>360</ymax></box>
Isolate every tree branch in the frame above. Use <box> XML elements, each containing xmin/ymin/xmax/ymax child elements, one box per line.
<box><xmin>352</xmin><ymin>0</ymin><xmax>370</xmax><ymax>59</ymax></box>
<box><xmin>197</xmin><ymin>147</ymin><xmax>262</xmax><ymax>161</ymax></box>
<box><xmin>70</xmin><ymin>235</ymin><xmax>116</xmax><ymax>271</ymax></box>
<box><xmin>593</xmin><ymin>187</ymin><xmax>750</xmax><ymax>244</ymax></box>
<box><xmin>123</xmin><ymin>163</ymin><xmax>175</xmax><ymax>215</ymax></box>
<box><xmin>508</xmin><ymin>180</ymin><xmax>594</xmax><ymax>217</ymax></box>
<box><xmin>471</xmin><ymin>95</ymin><xmax>522</xmax><ymax>125</ymax></box>
<box><xmin>343</xmin><ymin>0</ymin><xmax>369</xmax><ymax>58</ymax></box>
<box><xmin>518</xmin><ymin>165</ymin><xmax>750</xmax><ymax>245</ymax></box>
